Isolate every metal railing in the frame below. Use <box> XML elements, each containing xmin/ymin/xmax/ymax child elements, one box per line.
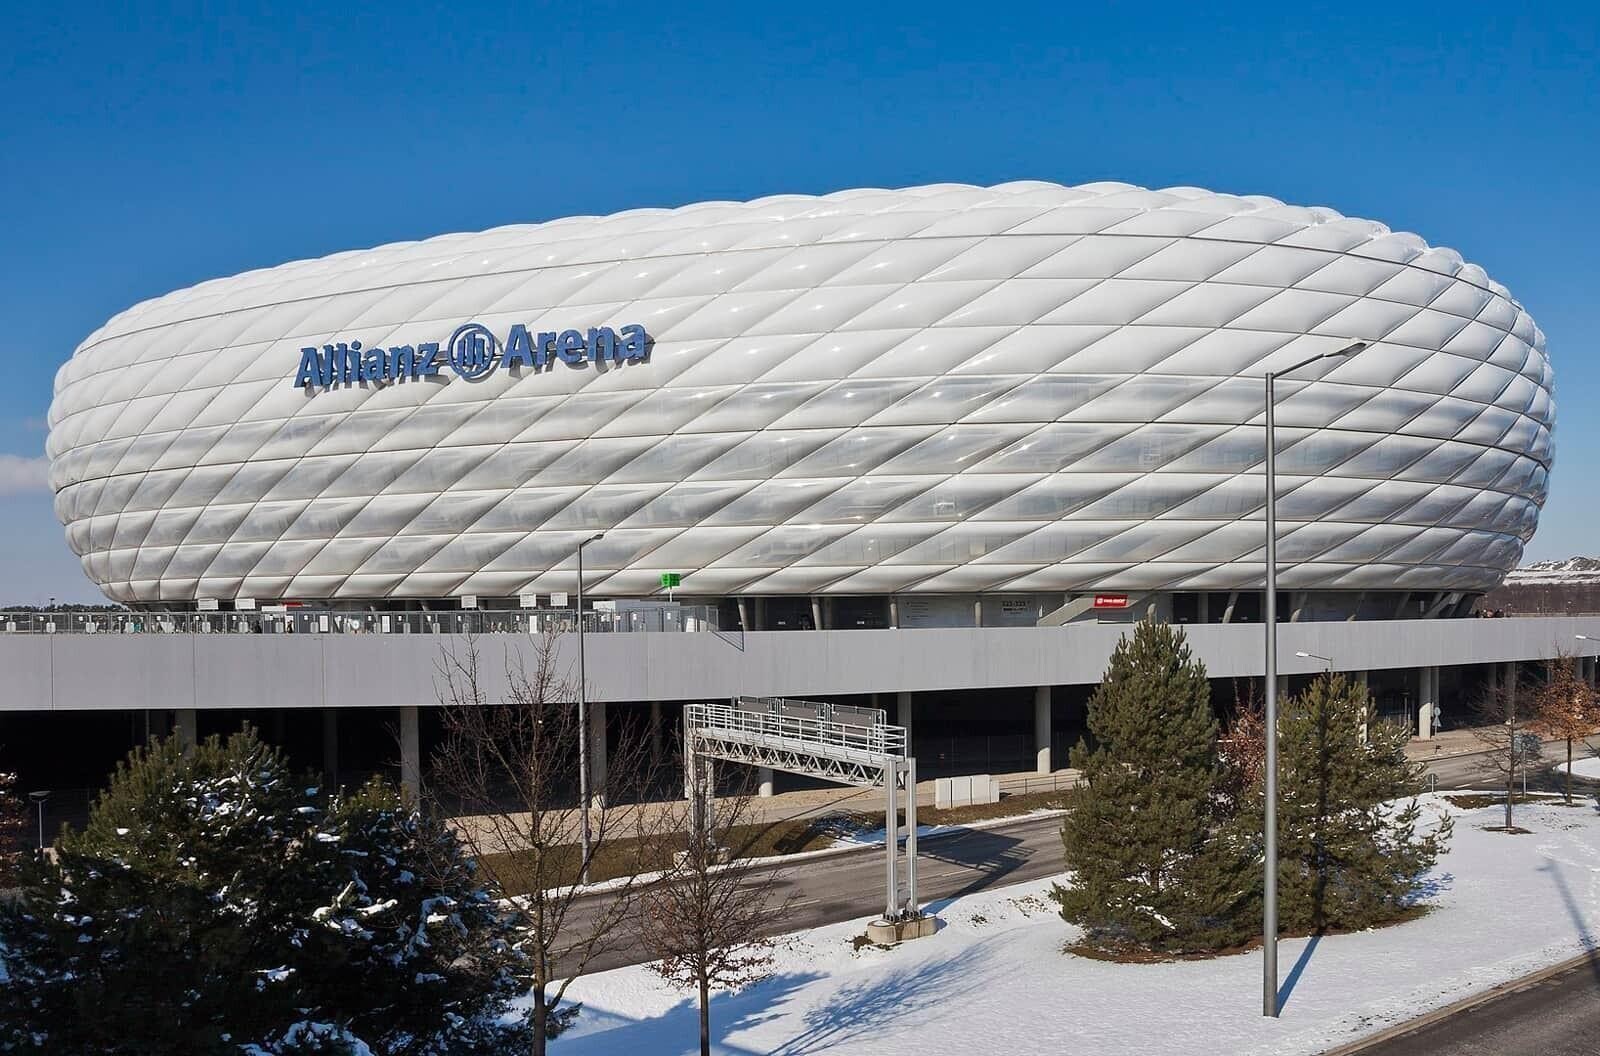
<box><xmin>688</xmin><ymin>698</ymin><xmax>907</xmax><ymax>758</ymax></box>
<box><xmin>0</xmin><ymin>605</ymin><xmax>719</xmax><ymax>636</ymax></box>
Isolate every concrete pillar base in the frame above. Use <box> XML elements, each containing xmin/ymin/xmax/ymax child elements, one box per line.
<box><xmin>866</xmin><ymin>914</ymin><xmax>938</xmax><ymax>944</ymax></box>
<box><xmin>757</xmin><ymin>767</ymin><xmax>774</xmax><ymax>798</ymax></box>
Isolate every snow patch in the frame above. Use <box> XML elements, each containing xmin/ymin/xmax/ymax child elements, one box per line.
<box><xmin>550</xmin><ymin>796</ymin><xmax>1600</xmax><ymax>1056</ymax></box>
<box><xmin>1558</xmin><ymin>755</ymin><xmax>1600</xmax><ymax>780</ymax></box>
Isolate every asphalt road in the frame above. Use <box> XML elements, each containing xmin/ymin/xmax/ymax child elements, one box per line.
<box><xmin>1348</xmin><ymin>956</ymin><xmax>1600</xmax><ymax>1056</ymax></box>
<box><xmin>569</xmin><ymin>750</ymin><xmax>1584</xmax><ymax>976</ymax></box>
<box><xmin>574</xmin><ymin>813</ymin><xmax>1066</xmax><ymax>974</ymax></box>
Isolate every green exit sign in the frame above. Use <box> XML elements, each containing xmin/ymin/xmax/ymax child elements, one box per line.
<box><xmin>659</xmin><ymin>573</ymin><xmax>683</xmax><ymax>588</ymax></box>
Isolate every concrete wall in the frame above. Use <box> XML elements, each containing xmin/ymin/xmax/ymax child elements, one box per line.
<box><xmin>5</xmin><ymin>616</ymin><xmax>1599</xmax><ymax>712</ymax></box>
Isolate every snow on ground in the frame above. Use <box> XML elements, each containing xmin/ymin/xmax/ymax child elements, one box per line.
<box><xmin>552</xmin><ymin>796</ymin><xmax>1600</xmax><ymax>1056</ymax></box>
<box><xmin>1559</xmin><ymin>755</ymin><xmax>1600</xmax><ymax>780</ymax></box>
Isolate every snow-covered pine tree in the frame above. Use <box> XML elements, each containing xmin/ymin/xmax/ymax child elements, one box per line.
<box><xmin>0</xmin><ymin>728</ymin><xmax>531</xmax><ymax>1056</ymax></box>
<box><xmin>0</xmin><ymin>729</ymin><xmax>320</xmax><ymax>1055</ymax></box>
<box><xmin>1274</xmin><ymin>673</ymin><xmax>1452</xmax><ymax>933</ymax></box>
<box><xmin>267</xmin><ymin>777</ymin><xmax>531</xmax><ymax>1056</ymax></box>
<box><xmin>1052</xmin><ymin>620</ymin><xmax>1255</xmax><ymax>954</ymax></box>
<box><xmin>0</xmin><ymin>761</ymin><xmax>29</xmax><ymax>885</ymax></box>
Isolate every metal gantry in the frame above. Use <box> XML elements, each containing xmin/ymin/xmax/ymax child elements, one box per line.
<box><xmin>684</xmin><ymin>697</ymin><xmax>919</xmax><ymax>921</ymax></box>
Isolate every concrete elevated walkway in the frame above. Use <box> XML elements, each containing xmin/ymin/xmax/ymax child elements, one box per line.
<box><xmin>6</xmin><ymin>616</ymin><xmax>1600</xmax><ymax>711</ymax></box>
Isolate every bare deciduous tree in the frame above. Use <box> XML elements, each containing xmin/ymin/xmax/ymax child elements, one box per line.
<box><xmin>1530</xmin><ymin>654</ymin><xmax>1600</xmax><ymax>805</ymax></box>
<box><xmin>639</xmin><ymin>753</ymin><xmax>794</xmax><ymax>1056</ymax></box>
<box><xmin>1472</xmin><ymin>667</ymin><xmax>1536</xmax><ymax>831</ymax></box>
<box><xmin>428</xmin><ymin>633</ymin><xmax>658</xmax><ymax>1055</ymax></box>
<box><xmin>1217</xmin><ymin>678</ymin><xmax>1266</xmax><ymax>816</ymax></box>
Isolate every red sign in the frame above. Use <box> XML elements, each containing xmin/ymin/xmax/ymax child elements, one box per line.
<box><xmin>1092</xmin><ymin>593</ymin><xmax>1130</xmax><ymax>609</ymax></box>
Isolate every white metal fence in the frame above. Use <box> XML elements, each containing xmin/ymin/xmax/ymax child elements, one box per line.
<box><xmin>686</xmin><ymin>698</ymin><xmax>907</xmax><ymax>758</ymax></box>
<box><xmin>0</xmin><ymin>605</ymin><xmax>720</xmax><ymax>636</ymax></box>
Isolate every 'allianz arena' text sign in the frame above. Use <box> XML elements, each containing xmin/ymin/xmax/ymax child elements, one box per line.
<box><xmin>293</xmin><ymin>321</ymin><xmax>651</xmax><ymax>390</ymax></box>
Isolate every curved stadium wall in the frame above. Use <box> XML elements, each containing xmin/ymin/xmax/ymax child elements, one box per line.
<box><xmin>47</xmin><ymin>182</ymin><xmax>1553</xmax><ymax>606</ymax></box>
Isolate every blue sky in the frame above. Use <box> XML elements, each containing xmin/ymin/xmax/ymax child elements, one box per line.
<box><xmin>3</xmin><ymin>1</ymin><xmax>1596</xmax><ymax>603</ymax></box>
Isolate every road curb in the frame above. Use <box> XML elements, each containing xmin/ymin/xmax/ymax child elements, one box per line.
<box><xmin>1317</xmin><ymin>949</ymin><xmax>1599</xmax><ymax>1055</ymax></box>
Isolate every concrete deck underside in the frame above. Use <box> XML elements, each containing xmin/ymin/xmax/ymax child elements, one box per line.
<box><xmin>5</xmin><ymin>616</ymin><xmax>1599</xmax><ymax>712</ymax></box>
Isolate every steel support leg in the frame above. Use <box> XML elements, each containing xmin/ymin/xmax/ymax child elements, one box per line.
<box><xmin>904</xmin><ymin>757</ymin><xmax>918</xmax><ymax>915</ymax></box>
<box><xmin>884</xmin><ymin>761</ymin><xmax>898</xmax><ymax>921</ymax></box>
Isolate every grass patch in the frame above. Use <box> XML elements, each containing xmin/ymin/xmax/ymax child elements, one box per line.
<box><xmin>849</xmin><ymin>933</ymin><xmax>891</xmax><ymax>953</ymax></box>
<box><xmin>1443</xmin><ymin>792</ymin><xmax>1558</xmax><ymax>810</ymax></box>
<box><xmin>1065</xmin><ymin>905</ymin><xmax>1432</xmax><ymax>963</ymax></box>
<box><xmin>479</xmin><ymin>815</ymin><xmax>838</xmax><ymax>894</ymax></box>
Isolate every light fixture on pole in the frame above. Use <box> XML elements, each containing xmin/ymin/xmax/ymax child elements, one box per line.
<box><xmin>1294</xmin><ymin>650</ymin><xmax>1334</xmax><ymax>671</ymax></box>
<box><xmin>1263</xmin><ymin>339</ymin><xmax>1367</xmax><ymax>1018</ymax></box>
<box><xmin>575</xmin><ymin>531</ymin><xmax>604</xmax><ymax>886</ymax></box>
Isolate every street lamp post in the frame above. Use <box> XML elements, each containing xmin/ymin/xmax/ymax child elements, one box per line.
<box><xmin>576</xmin><ymin>532</ymin><xmax>604</xmax><ymax>886</ymax></box>
<box><xmin>1263</xmin><ymin>340</ymin><xmax>1366</xmax><ymax>1018</ymax></box>
<box><xmin>27</xmin><ymin>790</ymin><xmax>49</xmax><ymax>850</ymax></box>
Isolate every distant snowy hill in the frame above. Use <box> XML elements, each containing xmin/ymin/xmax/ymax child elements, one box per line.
<box><xmin>1485</xmin><ymin>556</ymin><xmax>1600</xmax><ymax>614</ymax></box>
<box><xmin>1503</xmin><ymin>557</ymin><xmax>1600</xmax><ymax>584</ymax></box>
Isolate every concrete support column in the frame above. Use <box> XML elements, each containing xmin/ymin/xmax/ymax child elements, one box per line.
<box><xmin>973</xmin><ymin>596</ymin><xmax>983</xmax><ymax>627</ymax></box>
<box><xmin>1034</xmin><ymin>686</ymin><xmax>1052</xmax><ymax>774</ymax></box>
<box><xmin>1503</xmin><ymin>661</ymin><xmax>1518</xmax><ymax>716</ymax></box>
<box><xmin>175</xmin><ymin>709</ymin><xmax>198</xmax><ymax>756</ymax></box>
<box><xmin>1353</xmin><ymin>671</ymin><xmax>1369</xmax><ymax>745</ymax></box>
<box><xmin>889</xmin><ymin>596</ymin><xmax>900</xmax><ymax>629</ymax></box>
<box><xmin>144</xmin><ymin>709</ymin><xmax>170</xmax><ymax>745</ymax></box>
<box><xmin>649</xmin><ymin>700</ymin><xmax>663</xmax><ymax>769</ymax></box>
<box><xmin>897</xmin><ymin>691</ymin><xmax>913</xmax><ymax>752</ymax></box>
<box><xmin>322</xmin><ymin>708</ymin><xmax>339</xmax><ymax>791</ymax></box>
<box><xmin>588</xmin><ymin>699</ymin><xmax>608</xmax><ymax>798</ymax></box>
<box><xmin>399</xmin><ymin>705</ymin><xmax>421</xmax><ymax>802</ymax></box>
<box><xmin>757</xmin><ymin>767</ymin><xmax>774</xmax><ymax>798</ymax></box>
<box><xmin>736</xmin><ymin>598</ymin><xmax>750</xmax><ymax>632</ymax></box>
<box><xmin>810</xmin><ymin>596</ymin><xmax>824</xmax><ymax>631</ymax></box>
<box><xmin>1416</xmin><ymin>667</ymin><xmax>1438</xmax><ymax>740</ymax></box>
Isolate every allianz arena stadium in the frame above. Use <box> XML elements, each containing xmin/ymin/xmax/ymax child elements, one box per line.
<box><xmin>47</xmin><ymin>181</ymin><xmax>1553</xmax><ymax>623</ymax></box>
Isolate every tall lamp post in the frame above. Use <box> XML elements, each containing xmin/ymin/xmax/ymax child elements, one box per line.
<box><xmin>1263</xmin><ymin>339</ymin><xmax>1367</xmax><ymax>1018</ymax></box>
<box><xmin>27</xmin><ymin>790</ymin><xmax>49</xmax><ymax>850</ymax></box>
<box><xmin>576</xmin><ymin>531</ymin><xmax>604</xmax><ymax>886</ymax></box>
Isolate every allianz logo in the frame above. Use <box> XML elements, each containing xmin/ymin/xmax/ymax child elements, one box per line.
<box><xmin>293</xmin><ymin>321</ymin><xmax>651</xmax><ymax>390</ymax></box>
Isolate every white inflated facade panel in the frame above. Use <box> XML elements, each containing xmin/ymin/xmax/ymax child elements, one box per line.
<box><xmin>48</xmin><ymin>182</ymin><xmax>1553</xmax><ymax>604</ymax></box>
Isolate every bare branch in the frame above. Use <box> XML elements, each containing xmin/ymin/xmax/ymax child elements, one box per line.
<box><xmin>426</xmin><ymin>632</ymin><xmax>666</xmax><ymax>1055</ymax></box>
<box><xmin>637</xmin><ymin>755</ymin><xmax>795</xmax><ymax>1056</ymax></box>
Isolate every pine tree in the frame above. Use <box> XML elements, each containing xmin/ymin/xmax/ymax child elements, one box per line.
<box><xmin>0</xmin><ymin>728</ymin><xmax>530</xmax><ymax>1056</ymax></box>
<box><xmin>1273</xmin><ymin>673</ymin><xmax>1452</xmax><ymax>933</ymax></box>
<box><xmin>1052</xmin><ymin>620</ymin><xmax>1255</xmax><ymax>953</ymax></box>
<box><xmin>0</xmin><ymin>762</ymin><xmax>29</xmax><ymax>885</ymax></box>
